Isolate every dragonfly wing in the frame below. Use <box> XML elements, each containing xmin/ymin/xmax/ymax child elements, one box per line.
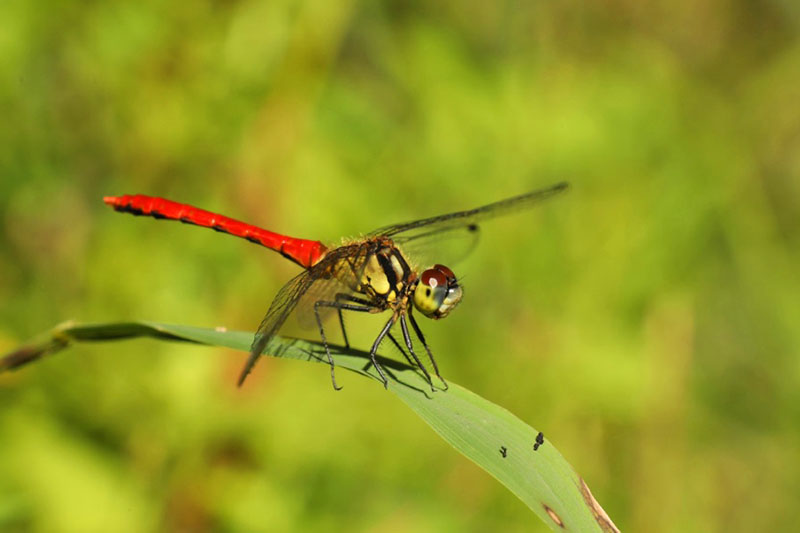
<box><xmin>294</xmin><ymin>243</ymin><xmax>373</xmax><ymax>329</ymax></box>
<box><xmin>293</xmin><ymin>276</ymin><xmax>355</xmax><ymax>330</ymax></box>
<box><xmin>238</xmin><ymin>270</ymin><xmax>317</xmax><ymax>385</ymax></box>
<box><xmin>369</xmin><ymin>182</ymin><xmax>567</xmax><ymax>267</ymax></box>
<box><xmin>391</xmin><ymin>223</ymin><xmax>481</xmax><ymax>269</ymax></box>
<box><xmin>371</xmin><ymin>182</ymin><xmax>567</xmax><ymax>239</ymax></box>
<box><xmin>238</xmin><ymin>243</ymin><xmax>372</xmax><ymax>385</ymax></box>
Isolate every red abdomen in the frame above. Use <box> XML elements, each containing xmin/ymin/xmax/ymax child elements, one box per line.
<box><xmin>104</xmin><ymin>195</ymin><xmax>327</xmax><ymax>268</ymax></box>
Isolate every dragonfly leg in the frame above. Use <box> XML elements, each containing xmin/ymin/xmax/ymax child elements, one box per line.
<box><xmin>408</xmin><ymin>309</ymin><xmax>448</xmax><ymax>391</ymax></box>
<box><xmin>314</xmin><ymin>298</ymin><xmax>378</xmax><ymax>390</ymax></box>
<box><xmin>333</xmin><ymin>293</ymin><xmax>374</xmax><ymax>349</ymax></box>
<box><xmin>399</xmin><ymin>314</ymin><xmax>435</xmax><ymax>391</ymax></box>
<box><xmin>386</xmin><ymin>333</ymin><xmax>418</xmax><ymax>371</ymax></box>
<box><xmin>368</xmin><ymin>315</ymin><xmax>395</xmax><ymax>388</ymax></box>
<box><xmin>379</xmin><ymin>331</ymin><xmax>435</xmax><ymax>388</ymax></box>
<box><xmin>337</xmin><ymin>307</ymin><xmax>349</xmax><ymax>349</ymax></box>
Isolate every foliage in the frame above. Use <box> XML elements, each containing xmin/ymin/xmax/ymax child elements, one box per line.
<box><xmin>2</xmin><ymin>321</ymin><xmax>618</xmax><ymax>532</ymax></box>
<box><xmin>1</xmin><ymin>0</ymin><xmax>799</xmax><ymax>531</ymax></box>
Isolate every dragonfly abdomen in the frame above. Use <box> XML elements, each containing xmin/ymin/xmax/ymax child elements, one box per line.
<box><xmin>104</xmin><ymin>194</ymin><xmax>327</xmax><ymax>268</ymax></box>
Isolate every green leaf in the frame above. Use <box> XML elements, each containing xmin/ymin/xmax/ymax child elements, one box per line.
<box><xmin>2</xmin><ymin>321</ymin><xmax>618</xmax><ymax>532</ymax></box>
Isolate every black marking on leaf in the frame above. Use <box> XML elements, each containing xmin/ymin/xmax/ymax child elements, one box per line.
<box><xmin>534</xmin><ymin>431</ymin><xmax>544</xmax><ymax>451</ymax></box>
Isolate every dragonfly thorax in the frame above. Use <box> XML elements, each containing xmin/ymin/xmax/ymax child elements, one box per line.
<box><xmin>358</xmin><ymin>245</ymin><xmax>414</xmax><ymax>304</ymax></box>
<box><xmin>356</xmin><ymin>246</ymin><xmax>462</xmax><ymax>320</ymax></box>
<box><xmin>412</xmin><ymin>264</ymin><xmax>463</xmax><ymax>320</ymax></box>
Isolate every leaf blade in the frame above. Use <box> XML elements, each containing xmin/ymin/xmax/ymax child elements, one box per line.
<box><xmin>2</xmin><ymin>321</ymin><xmax>617</xmax><ymax>532</ymax></box>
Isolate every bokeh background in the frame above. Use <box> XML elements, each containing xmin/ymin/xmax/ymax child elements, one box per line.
<box><xmin>1</xmin><ymin>1</ymin><xmax>799</xmax><ymax>531</ymax></box>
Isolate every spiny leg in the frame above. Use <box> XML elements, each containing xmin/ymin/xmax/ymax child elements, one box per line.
<box><xmin>334</xmin><ymin>293</ymin><xmax>374</xmax><ymax>349</ymax></box>
<box><xmin>399</xmin><ymin>313</ymin><xmax>434</xmax><ymax>391</ymax></box>
<box><xmin>408</xmin><ymin>309</ymin><xmax>448</xmax><ymax>391</ymax></box>
<box><xmin>387</xmin><ymin>332</ymin><xmax>418</xmax><ymax>370</ymax></box>
<box><xmin>314</xmin><ymin>299</ymin><xmax>376</xmax><ymax>390</ymax></box>
<box><xmin>336</xmin><ymin>305</ymin><xmax>349</xmax><ymax>349</ymax></box>
<box><xmin>336</xmin><ymin>327</ymin><xmax>415</xmax><ymax>382</ymax></box>
<box><xmin>368</xmin><ymin>315</ymin><xmax>396</xmax><ymax>388</ymax></box>
<box><xmin>330</xmin><ymin>299</ymin><xmax>418</xmax><ymax>379</ymax></box>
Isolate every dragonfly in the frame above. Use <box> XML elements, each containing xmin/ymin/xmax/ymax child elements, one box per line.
<box><xmin>104</xmin><ymin>182</ymin><xmax>568</xmax><ymax>391</ymax></box>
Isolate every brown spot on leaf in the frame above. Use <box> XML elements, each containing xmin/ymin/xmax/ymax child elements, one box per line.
<box><xmin>1</xmin><ymin>338</ymin><xmax>69</xmax><ymax>372</ymax></box>
<box><xmin>579</xmin><ymin>477</ymin><xmax>620</xmax><ymax>533</ymax></box>
<box><xmin>544</xmin><ymin>505</ymin><xmax>565</xmax><ymax>528</ymax></box>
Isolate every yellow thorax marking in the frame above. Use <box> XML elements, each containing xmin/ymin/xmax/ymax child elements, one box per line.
<box><xmin>361</xmin><ymin>254</ymin><xmax>391</xmax><ymax>295</ymax></box>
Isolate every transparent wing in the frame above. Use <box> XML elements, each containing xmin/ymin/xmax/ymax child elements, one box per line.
<box><xmin>237</xmin><ymin>243</ymin><xmax>374</xmax><ymax>385</ymax></box>
<box><xmin>238</xmin><ymin>269</ymin><xmax>317</xmax><ymax>385</ymax></box>
<box><xmin>393</xmin><ymin>223</ymin><xmax>481</xmax><ymax>269</ymax></box>
<box><xmin>293</xmin><ymin>276</ymin><xmax>350</xmax><ymax>330</ymax></box>
<box><xmin>368</xmin><ymin>182</ymin><xmax>568</xmax><ymax>267</ymax></box>
<box><xmin>293</xmin><ymin>243</ymin><xmax>374</xmax><ymax>328</ymax></box>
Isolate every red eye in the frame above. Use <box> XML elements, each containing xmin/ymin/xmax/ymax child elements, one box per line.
<box><xmin>421</xmin><ymin>268</ymin><xmax>447</xmax><ymax>288</ymax></box>
<box><xmin>434</xmin><ymin>264</ymin><xmax>455</xmax><ymax>280</ymax></box>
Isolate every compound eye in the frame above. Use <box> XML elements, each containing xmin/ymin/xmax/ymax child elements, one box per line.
<box><xmin>421</xmin><ymin>268</ymin><xmax>447</xmax><ymax>288</ymax></box>
<box><xmin>433</xmin><ymin>264</ymin><xmax>455</xmax><ymax>280</ymax></box>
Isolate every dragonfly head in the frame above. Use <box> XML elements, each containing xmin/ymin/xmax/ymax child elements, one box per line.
<box><xmin>413</xmin><ymin>264</ymin><xmax>463</xmax><ymax>319</ymax></box>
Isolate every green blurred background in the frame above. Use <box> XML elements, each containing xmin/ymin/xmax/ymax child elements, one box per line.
<box><xmin>1</xmin><ymin>0</ymin><xmax>799</xmax><ymax>531</ymax></box>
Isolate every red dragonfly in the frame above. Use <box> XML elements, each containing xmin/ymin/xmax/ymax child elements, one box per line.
<box><xmin>104</xmin><ymin>183</ymin><xmax>567</xmax><ymax>391</ymax></box>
